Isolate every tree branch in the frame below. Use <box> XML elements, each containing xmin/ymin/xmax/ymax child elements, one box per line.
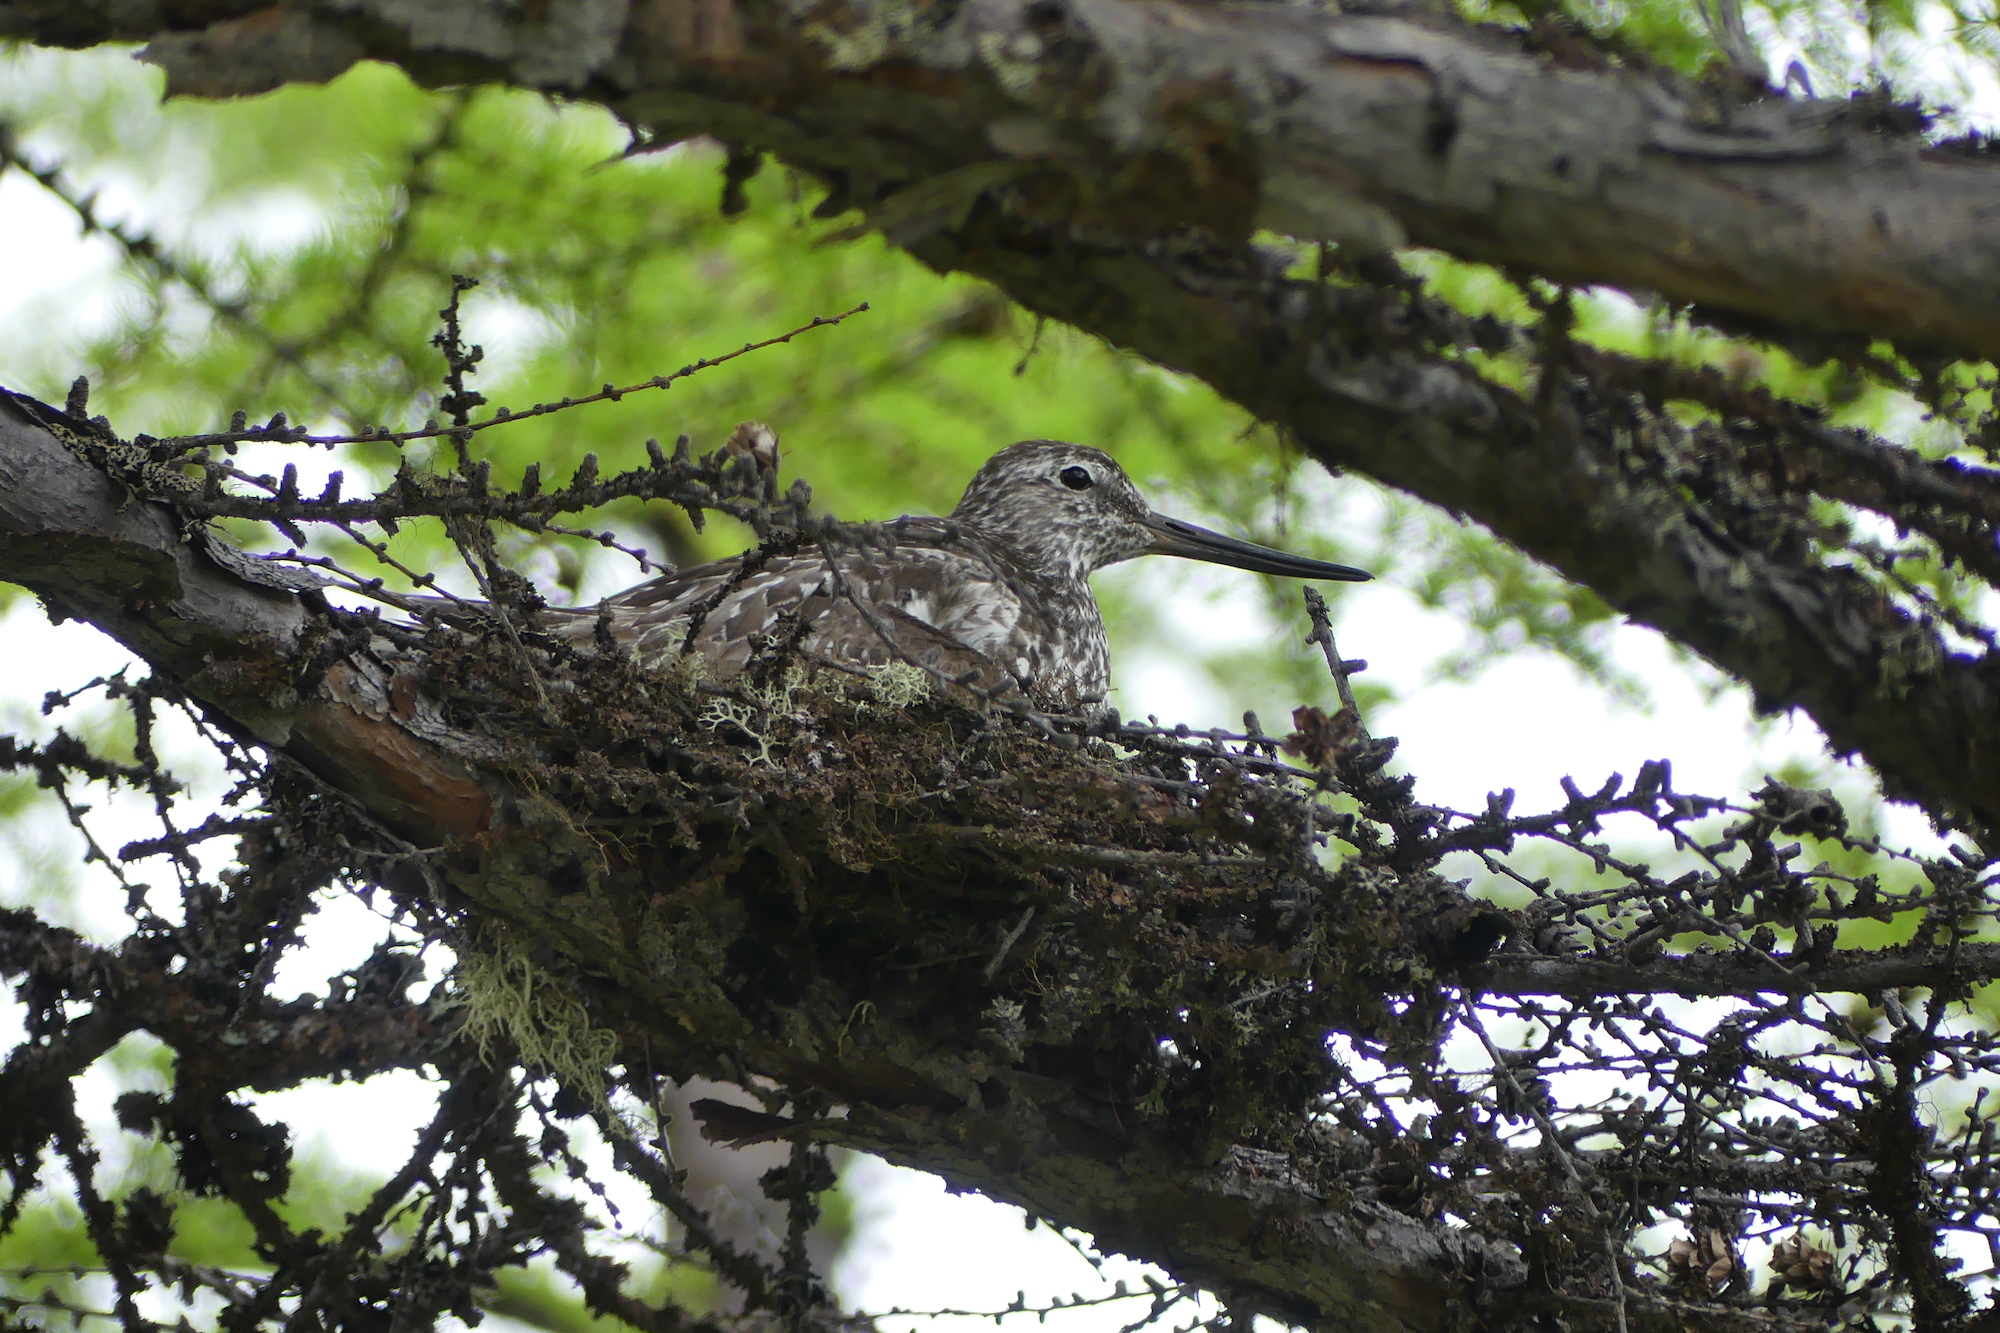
<box><xmin>9</xmin><ymin>0</ymin><xmax>1999</xmax><ymax>362</ymax></box>
<box><xmin>1477</xmin><ymin>941</ymin><xmax>2000</xmax><ymax>998</ymax></box>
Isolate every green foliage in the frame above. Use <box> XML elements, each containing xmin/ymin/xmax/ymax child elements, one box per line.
<box><xmin>0</xmin><ymin>1030</ymin><xmax>742</xmax><ymax>1329</ymax></box>
<box><xmin>0</xmin><ymin>1035</ymin><xmax>370</xmax><ymax>1312</ymax></box>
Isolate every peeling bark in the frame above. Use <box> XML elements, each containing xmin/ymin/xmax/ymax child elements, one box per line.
<box><xmin>8</xmin><ymin>0</ymin><xmax>1999</xmax><ymax>362</ymax></box>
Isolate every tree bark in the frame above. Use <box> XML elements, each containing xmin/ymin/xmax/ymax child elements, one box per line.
<box><xmin>11</xmin><ymin>0</ymin><xmax>2000</xmax><ymax>364</ymax></box>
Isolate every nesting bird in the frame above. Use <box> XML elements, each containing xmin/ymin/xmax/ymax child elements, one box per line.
<box><xmin>561</xmin><ymin>441</ymin><xmax>1370</xmax><ymax>710</ymax></box>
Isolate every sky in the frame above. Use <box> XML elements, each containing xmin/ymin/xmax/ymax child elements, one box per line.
<box><xmin>0</xmin><ymin>29</ymin><xmax>1991</xmax><ymax>1333</ymax></box>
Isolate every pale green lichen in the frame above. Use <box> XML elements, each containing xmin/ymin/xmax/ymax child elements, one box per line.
<box><xmin>866</xmin><ymin>661</ymin><xmax>933</xmax><ymax>708</ymax></box>
<box><xmin>698</xmin><ymin>668</ymin><xmax>813</xmax><ymax>765</ymax></box>
<box><xmin>975</xmin><ymin>30</ymin><xmax>1047</xmax><ymax>97</ymax></box>
<box><xmin>979</xmin><ymin>997</ymin><xmax>1025</xmax><ymax>1063</ymax></box>
<box><xmin>787</xmin><ymin>0</ymin><xmax>957</xmax><ymax>72</ymax></box>
<box><xmin>455</xmin><ymin>926</ymin><xmax>625</xmax><ymax>1126</ymax></box>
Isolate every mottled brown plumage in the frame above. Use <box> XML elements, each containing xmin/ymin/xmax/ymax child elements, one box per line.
<box><xmin>555</xmin><ymin>441</ymin><xmax>1370</xmax><ymax>709</ymax></box>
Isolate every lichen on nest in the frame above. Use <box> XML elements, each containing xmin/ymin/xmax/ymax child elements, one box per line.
<box><xmin>455</xmin><ymin>921</ymin><xmax>626</xmax><ymax>1119</ymax></box>
<box><xmin>401</xmin><ymin>602</ymin><xmax>1474</xmax><ymax>1153</ymax></box>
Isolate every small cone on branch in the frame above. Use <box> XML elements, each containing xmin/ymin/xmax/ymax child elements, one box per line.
<box><xmin>1283</xmin><ymin>704</ymin><xmax>1363</xmax><ymax>769</ymax></box>
<box><xmin>1769</xmin><ymin>1234</ymin><xmax>1837</xmax><ymax>1292</ymax></box>
<box><xmin>1665</xmin><ymin>1227</ymin><xmax>1739</xmax><ymax>1297</ymax></box>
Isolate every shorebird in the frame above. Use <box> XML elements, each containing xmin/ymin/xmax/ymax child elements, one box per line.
<box><xmin>559</xmin><ymin>440</ymin><xmax>1371</xmax><ymax>710</ymax></box>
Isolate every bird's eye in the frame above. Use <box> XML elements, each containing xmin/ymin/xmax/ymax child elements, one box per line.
<box><xmin>1059</xmin><ymin>466</ymin><xmax>1094</xmax><ymax>491</ymax></box>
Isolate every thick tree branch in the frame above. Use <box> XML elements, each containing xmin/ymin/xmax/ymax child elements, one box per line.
<box><xmin>0</xmin><ymin>398</ymin><xmax>497</xmax><ymax>838</ymax></box>
<box><xmin>8</xmin><ymin>0</ymin><xmax>2000</xmax><ymax>363</ymax></box>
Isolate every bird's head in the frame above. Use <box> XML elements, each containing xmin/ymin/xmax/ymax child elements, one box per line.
<box><xmin>950</xmin><ymin>441</ymin><xmax>1373</xmax><ymax>586</ymax></box>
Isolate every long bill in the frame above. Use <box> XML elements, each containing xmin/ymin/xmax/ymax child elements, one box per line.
<box><xmin>1143</xmin><ymin>514</ymin><xmax>1372</xmax><ymax>582</ymax></box>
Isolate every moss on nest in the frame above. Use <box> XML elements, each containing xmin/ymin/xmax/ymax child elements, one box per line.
<box><xmin>403</xmin><ymin>606</ymin><xmax>1473</xmax><ymax>1161</ymax></box>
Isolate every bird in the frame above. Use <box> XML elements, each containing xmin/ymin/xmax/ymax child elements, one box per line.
<box><xmin>551</xmin><ymin>440</ymin><xmax>1371</xmax><ymax>711</ymax></box>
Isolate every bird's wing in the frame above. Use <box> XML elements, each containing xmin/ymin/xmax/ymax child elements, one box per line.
<box><xmin>798</xmin><ymin>602</ymin><xmax>1020</xmax><ymax>701</ymax></box>
<box><xmin>538</xmin><ymin>545</ymin><xmax>1026</xmax><ymax>702</ymax></box>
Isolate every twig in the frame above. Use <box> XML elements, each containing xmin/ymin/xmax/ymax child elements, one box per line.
<box><xmin>983</xmin><ymin>906</ymin><xmax>1036</xmax><ymax>982</ymax></box>
<box><xmin>162</xmin><ymin>304</ymin><xmax>871</xmax><ymax>455</ymax></box>
<box><xmin>1301</xmin><ymin>587</ymin><xmax>1365</xmax><ymax>725</ymax></box>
